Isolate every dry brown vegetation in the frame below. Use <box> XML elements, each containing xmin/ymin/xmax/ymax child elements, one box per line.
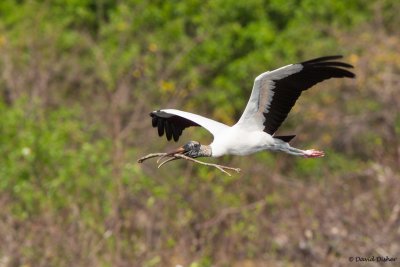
<box><xmin>0</xmin><ymin>1</ymin><xmax>399</xmax><ymax>266</ymax></box>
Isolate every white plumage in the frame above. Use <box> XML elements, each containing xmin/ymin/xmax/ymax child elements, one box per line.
<box><xmin>149</xmin><ymin>56</ymin><xmax>355</xmax><ymax>160</ymax></box>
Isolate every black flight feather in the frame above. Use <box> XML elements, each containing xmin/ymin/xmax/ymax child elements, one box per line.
<box><xmin>262</xmin><ymin>55</ymin><xmax>355</xmax><ymax>135</ymax></box>
<box><xmin>150</xmin><ymin>110</ymin><xmax>200</xmax><ymax>142</ymax></box>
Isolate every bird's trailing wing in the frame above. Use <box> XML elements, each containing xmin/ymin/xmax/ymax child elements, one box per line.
<box><xmin>235</xmin><ymin>55</ymin><xmax>355</xmax><ymax>134</ymax></box>
<box><xmin>150</xmin><ymin>109</ymin><xmax>229</xmax><ymax>142</ymax></box>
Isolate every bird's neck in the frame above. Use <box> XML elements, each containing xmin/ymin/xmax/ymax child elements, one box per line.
<box><xmin>199</xmin><ymin>145</ymin><xmax>212</xmax><ymax>157</ymax></box>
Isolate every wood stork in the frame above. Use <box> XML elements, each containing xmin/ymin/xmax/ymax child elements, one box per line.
<box><xmin>140</xmin><ymin>56</ymin><xmax>354</xmax><ymax>174</ymax></box>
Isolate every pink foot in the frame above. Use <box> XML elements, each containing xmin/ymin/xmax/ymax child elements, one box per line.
<box><xmin>303</xmin><ymin>149</ymin><xmax>325</xmax><ymax>158</ymax></box>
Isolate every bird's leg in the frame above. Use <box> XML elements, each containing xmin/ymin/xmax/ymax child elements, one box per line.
<box><xmin>302</xmin><ymin>149</ymin><xmax>325</xmax><ymax>158</ymax></box>
<box><xmin>288</xmin><ymin>146</ymin><xmax>324</xmax><ymax>158</ymax></box>
<box><xmin>277</xmin><ymin>144</ymin><xmax>324</xmax><ymax>158</ymax></box>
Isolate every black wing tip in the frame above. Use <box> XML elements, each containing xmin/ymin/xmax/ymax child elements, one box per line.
<box><xmin>312</xmin><ymin>61</ymin><xmax>354</xmax><ymax>69</ymax></box>
<box><xmin>149</xmin><ymin>109</ymin><xmax>187</xmax><ymax>142</ymax></box>
<box><xmin>150</xmin><ymin>109</ymin><xmax>163</xmax><ymax>116</ymax></box>
<box><xmin>301</xmin><ymin>55</ymin><xmax>356</xmax><ymax>78</ymax></box>
<box><xmin>345</xmin><ymin>71</ymin><xmax>356</xmax><ymax>78</ymax></box>
<box><xmin>301</xmin><ymin>55</ymin><xmax>354</xmax><ymax>66</ymax></box>
<box><xmin>301</xmin><ymin>55</ymin><xmax>343</xmax><ymax>65</ymax></box>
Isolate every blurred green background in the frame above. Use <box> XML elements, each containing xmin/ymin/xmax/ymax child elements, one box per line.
<box><xmin>0</xmin><ymin>0</ymin><xmax>399</xmax><ymax>266</ymax></box>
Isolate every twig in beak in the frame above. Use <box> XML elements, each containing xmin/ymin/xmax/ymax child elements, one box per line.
<box><xmin>137</xmin><ymin>153</ymin><xmax>168</xmax><ymax>163</ymax></box>
<box><xmin>172</xmin><ymin>154</ymin><xmax>241</xmax><ymax>176</ymax></box>
<box><xmin>156</xmin><ymin>147</ymin><xmax>185</xmax><ymax>163</ymax></box>
<box><xmin>158</xmin><ymin>157</ymin><xmax>179</xmax><ymax>168</ymax></box>
<box><xmin>137</xmin><ymin>152</ymin><xmax>241</xmax><ymax>176</ymax></box>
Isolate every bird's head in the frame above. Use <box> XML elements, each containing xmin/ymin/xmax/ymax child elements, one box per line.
<box><xmin>167</xmin><ymin>141</ymin><xmax>211</xmax><ymax>158</ymax></box>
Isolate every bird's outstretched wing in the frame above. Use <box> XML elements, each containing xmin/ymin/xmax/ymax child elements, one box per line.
<box><xmin>235</xmin><ymin>55</ymin><xmax>355</xmax><ymax>134</ymax></box>
<box><xmin>150</xmin><ymin>109</ymin><xmax>229</xmax><ymax>142</ymax></box>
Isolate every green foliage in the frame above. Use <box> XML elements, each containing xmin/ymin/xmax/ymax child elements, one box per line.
<box><xmin>0</xmin><ymin>0</ymin><xmax>399</xmax><ymax>266</ymax></box>
<box><xmin>294</xmin><ymin>149</ymin><xmax>365</xmax><ymax>179</ymax></box>
<box><xmin>0</xmin><ymin>99</ymin><xmax>112</xmax><ymax>219</ymax></box>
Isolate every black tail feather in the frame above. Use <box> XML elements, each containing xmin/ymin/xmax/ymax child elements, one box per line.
<box><xmin>274</xmin><ymin>135</ymin><xmax>296</xmax><ymax>143</ymax></box>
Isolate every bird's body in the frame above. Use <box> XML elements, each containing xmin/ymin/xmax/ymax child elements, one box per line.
<box><xmin>147</xmin><ymin>56</ymin><xmax>355</xmax><ymax>162</ymax></box>
<box><xmin>211</xmin><ymin>126</ymin><xmax>274</xmax><ymax>157</ymax></box>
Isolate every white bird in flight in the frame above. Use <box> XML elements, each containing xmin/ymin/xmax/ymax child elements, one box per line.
<box><xmin>140</xmin><ymin>56</ymin><xmax>355</xmax><ymax>174</ymax></box>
